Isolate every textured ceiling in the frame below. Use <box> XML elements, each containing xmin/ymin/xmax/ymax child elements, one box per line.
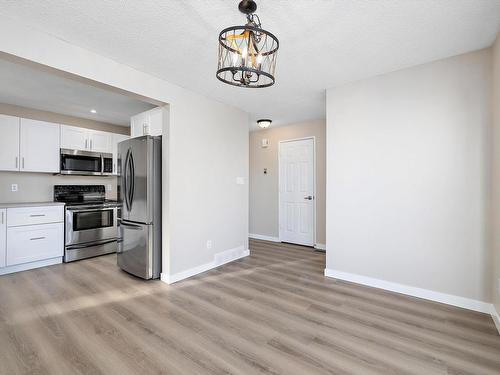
<box><xmin>1</xmin><ymin>0</ymin><xmax>499</xmax><ymax>130</ymax></box>
<box><xmin>0</xmin><ymin>58</ymin><xmax>155</xmax><ymax>126</ymax></box>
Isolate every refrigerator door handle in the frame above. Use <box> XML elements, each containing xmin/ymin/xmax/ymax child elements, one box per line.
<box><xmin>123</xmin><ymin>149</ymin><xmax>131</xmax><ymax>212</ymax></box>
<box><xmin>128</xmin><ymin>151</ymin><xmax>135</xmax><ymax>210</ymax></box>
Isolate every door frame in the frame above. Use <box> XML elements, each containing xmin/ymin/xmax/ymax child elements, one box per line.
<box><xmin>278</xmin><ymin>136</ymin><xmax>316</xmax><ymax>247</ymax></box>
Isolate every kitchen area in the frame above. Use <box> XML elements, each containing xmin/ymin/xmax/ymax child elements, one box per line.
<box><xmin>0</xmin><ymin>55</ymin><xmax>166</xmax><ymax>280</ymax></box>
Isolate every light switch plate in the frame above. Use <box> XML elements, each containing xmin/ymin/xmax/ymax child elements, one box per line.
<box><xmin>236</xmin><ymin>177</ymin><xmax>245</xmax><ymax>185</ymax></box>
<box><xmin>11</xmin><ymin>184</ymin><xmax>18</xmax><ymax>192</ymax></box>
<box><xmin>107</xmin><ymin>184</ymin><xmax>112</xmax><ymax>192</ymax></box>
<box><xmin>206</xmin><ymin>240</ymin><xmax>212</xmax><ymax>249</ymax></box>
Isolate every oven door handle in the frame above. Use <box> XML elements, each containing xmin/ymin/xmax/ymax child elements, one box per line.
<box><xmin>66</xmin><ymin>238</ymin><xmax>118</xmax><ymax>250</ymax></box>
<box><xmin>67</xmin><ymin>207</ymin><xmax>115</xmax><ymax>213</ymax></box>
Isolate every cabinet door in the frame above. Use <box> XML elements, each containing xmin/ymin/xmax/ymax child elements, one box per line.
<box><xmin>112</xmin><ymin>133</ymin><xmax>130</xmax><ymax>174</ymax></box>
<box><xmin>6</xmin><ymin>223</ymin><xmax>64</xmax><ymax>266</ymax></box>
<box><xmin>61</xmin><ymin>125</ymin><xmax>89</xmax><ymax>150</ymax></box>
<box><xmin>130</xmin><ymin>112</ymin><xmax>149</xmax><ymax>137</ymax></box>
<box><xmin>20</xmin><ymin>119</ymin><xmax>60</xmax><ymax>173</ymax></box>
<box><xmin>0</xmin><ymin>114</ymin><xmax>20</xmax><ymax>171</ymax></box>
<box><xmin>89</xmin><ymin>130</ymin><xmax>112</xmax><ymax>153</ymax></box>
<box><xmin>0</xmin><ymin>209</ymin><xmax>6</xmax><ymax>268</ymax></box>
<box><xmin>149</xmin><ymin>108</ymin><xmax>163</xmax><ymax>136</ymax></box>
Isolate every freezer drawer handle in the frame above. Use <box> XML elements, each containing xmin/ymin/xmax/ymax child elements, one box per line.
<box><xmin>30</xmin><ymin>214</ymin><xmax>46</xmax><ymax>217</ymax></box>
<box><xmin>30</xmin><ymin>237</ymin><xmax>45</xmax><ymax>241</ymax></box>
<box><xmin>119</xmin><ymin>220</ymin><xmax>143</xmax><ymax>230</ymax></box>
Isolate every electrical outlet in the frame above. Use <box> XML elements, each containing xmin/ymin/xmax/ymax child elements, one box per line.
<box><xmin>206</xmin><ymin>240</ymin><xmax>212</xmax><ymax>250</ymax></box>
<box><xmin>11</xmin><ymin>184</ymin><xmax>18</xmax><ymax>192</ymax></box>
<box><xmin>107</xmin><ymin>184</ymin><xmax>112</xmax><ymax>192</ymax></box>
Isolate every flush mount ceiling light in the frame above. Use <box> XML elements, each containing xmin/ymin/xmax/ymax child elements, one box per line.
<box><xmin>216</xmin><ymin>0</ymin><xmax>279</xmax><ymax>88</ymax></box>
<box><xmin>90</xmin><ymin>109</ymin><xmax>97</xmax><ymax>114</ymax></box>
<box><xmin>257</xmin><ymin>119</ymin><xmax>272</xmax><ymax>129</ymax></box>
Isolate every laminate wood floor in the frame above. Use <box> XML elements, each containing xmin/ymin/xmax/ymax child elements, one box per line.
<box><xmin>0</xmin><ymin>239</ymin><xmax>499</xmax><ymax>375</ymax></box>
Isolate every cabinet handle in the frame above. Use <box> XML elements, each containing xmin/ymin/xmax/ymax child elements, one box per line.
<box><xmin>22</xmin><ymin>157</ymin><xmax>24</xmax><ymax>169</ymax></box>
<box><xmin>1</xmin><ymin>211</ymin><xmax>3</xmax><ymax>224</ymax></box>
<box><xmin>85</xmin><ymin>139</ymin><xmax>88</xmax><ymax>149</ymax></box>
<box><xmin>90</xmin><ymin>139</ymin><xmax>93</xmax><ymax>150</ymax></box>
<box><xmin>29</xmin><ymin>214</ymin><xmax>45</xmax><ymax>217</ymax></box>
<box><xmin>30</xmin><ymin>237</ymin><xmax>45</xmax><ymax>241</ymax></box>
<box><xmin>15</xmin><ymin>156</ymin><xmax>18</xmax><ymax>169</ymax></box>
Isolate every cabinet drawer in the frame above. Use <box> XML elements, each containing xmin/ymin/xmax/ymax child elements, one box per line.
<box><xmin>6</xmin><ymin>223</ymin><xmax>64</xmax><ymax>266</ymax></box>
<box><xmin>7</xmin><ymin>206</ymin><xmax>64</xmax><ymax>227</ymax></box>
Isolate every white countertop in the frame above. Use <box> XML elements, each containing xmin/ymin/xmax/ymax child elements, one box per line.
<box><xmin>0</xmin><ymin>202</ymin><xmax>65</xmax><ymax>209</ymax></box>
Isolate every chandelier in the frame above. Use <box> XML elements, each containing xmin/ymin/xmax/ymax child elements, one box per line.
<box><xmin>216</xmin><ymin>0</ymin><xmax>279</xmax><ymax>88</ymax></box>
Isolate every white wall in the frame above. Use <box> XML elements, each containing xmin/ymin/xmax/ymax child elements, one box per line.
<box><xmin>0</xmin><ymin>17</ymin><xmax>249</xmax><ymax>282</ymax></box>
<box><xmin>326</xmin><ymin>49</ymin><xmax>492</xmax><ymax>309</ymax></box>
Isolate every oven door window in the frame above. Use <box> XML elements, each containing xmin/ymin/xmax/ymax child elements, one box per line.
<box><xmin>73</xmin><ymin>209</ymin><xmax>114</xmax><ymax>231</ymax></box>
<box><xmin>61</xmin><ymin>154</ymin><xmax>102</xmax><ymax>173</ymax></box>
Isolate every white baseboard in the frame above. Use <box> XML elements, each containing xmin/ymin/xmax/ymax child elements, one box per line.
<box><xmin>0</xmin><ymin>257</ymin><xmax>62</xmax><ymax>276</ymax></box>
<box><xmin>249</xmin><ymin>233</ymin><xmax>280</xmax><ymax>242</ymax></box>
<box><xmin>161</xmin><ymin>246</ymin><xmax>249</xmax><ymax>284</ymax></box>
<box><xmin>324</xmin><ymin>268</ymin><xmax>492</xmax><ymax>314</ymax></box>
<box><xmin>314</xmin><ymin>243</ymin><xmax>326</xmax><ymax>251</ymax></box>
<box><xmin>491</xmin><ymin>305</ymin><xmax>500</xmax><ymax>335</ymax></box>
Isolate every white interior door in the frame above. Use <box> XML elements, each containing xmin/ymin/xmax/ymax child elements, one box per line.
<box><xmin>279</xmin><ymin>138</ymin><xmax>315</xmax><ymax>246</ymax></box>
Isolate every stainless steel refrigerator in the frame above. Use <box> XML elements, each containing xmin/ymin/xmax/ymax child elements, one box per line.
<box><xmin>117</xmin><ymin>135</ymin><xmax>162</xmax><ymax>279</ymax></box>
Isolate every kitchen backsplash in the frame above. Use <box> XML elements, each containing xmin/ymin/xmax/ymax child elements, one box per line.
<box><xmin>0</xmin><ymin>172</ymin><xmax>117</xmax><ymax>203</ymax></box>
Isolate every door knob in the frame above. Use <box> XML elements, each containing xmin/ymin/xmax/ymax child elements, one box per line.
<box><xmin>304</xmin><ymin>196</ymin><xmax>313</xmax><ymax>200</ymax></box>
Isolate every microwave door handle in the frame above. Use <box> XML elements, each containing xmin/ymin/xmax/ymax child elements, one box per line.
<box><xmin>101</xmin><ymin>154</ymin><xmax>104</xmax><ymax>174</ymax></box>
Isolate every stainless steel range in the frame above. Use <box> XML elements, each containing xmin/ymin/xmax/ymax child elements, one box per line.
<box><xmin>54</xmin><ymin>185</ymin><xmax>119</xmax><ymax>262</ymax></box>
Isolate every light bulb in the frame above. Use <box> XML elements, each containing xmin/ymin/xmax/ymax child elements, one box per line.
<box><xmin>256</xmin><ymin>54</ymin><xmax>263</xmax><ymax>64</ymax></box>
<box><xmin>232</xmin><ymin>52</ymin><xmax>238</xmax><ymax>65</ymax></box>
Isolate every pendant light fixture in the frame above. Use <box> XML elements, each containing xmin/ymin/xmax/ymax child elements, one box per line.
<box><xmin>217</xmin><ymin>0</ymin><xmax>279</xmax><ymax>88</ymax></box>
<box><xmin>257</xmin><ymin>119</ymin><xmax>272</xmax><ymax>129</ymax></box>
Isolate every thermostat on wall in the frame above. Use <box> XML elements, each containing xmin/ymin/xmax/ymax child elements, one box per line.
<box><xmin>261</xmin><ymin>138</ymin><xmax>269</xmax><ymax>148</ymax></box>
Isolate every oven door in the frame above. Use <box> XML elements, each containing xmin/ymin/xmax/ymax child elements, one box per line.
<box><xmin>65</xmin><ymin>206</ymin><xmax>117</xmax><ymax>246</ymax></box>
<box><xmin>60</xmin><ymin>149</ymin><xmax>103</xmax><ymax>176</ymax></box>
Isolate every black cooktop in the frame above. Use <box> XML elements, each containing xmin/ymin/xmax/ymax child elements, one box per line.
<box><xmin>54</xmin><ymin>185</ymin><xmax>112</xmax><ymax>204</ymax></box>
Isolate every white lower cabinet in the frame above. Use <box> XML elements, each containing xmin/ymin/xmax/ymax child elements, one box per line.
<box><xmin>0</xmin><ymin>205</ymin><xmax>64</xmax><ymax>275</ymax></box>
<box><xmin>6</xmin><ymin>223</ymin><xmax>63</xmax><ymax>266</ymax></box>
<box><xmin>0</xmin><ymin>209</ymin><xmax>6</xmax><ymax>268</ymax></box>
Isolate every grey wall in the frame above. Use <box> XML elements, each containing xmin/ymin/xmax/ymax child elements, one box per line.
<box><xmin>0</xmin><ymin>102</ymin><xmax>129</xmax><ymax>135</ymax></box>
<box><xmin>0</xmin><ymin>172</ymin><xmax>117</xmax><ymax>203</ymax></box>
<box><xmin>249</xmin><ymin>120</ymin><xmax>326</xmax><ymax>245</ymax></box>
<box><xmin>326</xmin><ymin>49</ymin><xmax>492</xmax><ymax>303</ymax></box>
<box><xmin>492</xmin><ymin>34</ymin><xmax>500</xmax><ymax>322</ymax></box>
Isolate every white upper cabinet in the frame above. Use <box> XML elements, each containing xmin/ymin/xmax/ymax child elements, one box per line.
<box><xmin>148</xmin><ymin>107</ymin><xmax>163</xmax><ymax>136</ymax></box>
<box><xmin>130</xmin><ymin>107</ymin><xmax>164</xmax><ymax>138</ymax></box>
<box><xmin>20</xmin><ymin>119</ymin><xmax>60</xmax><ymax>173</ymax></box>
<box><xmin>0</xmin><ymin>114</ymin><xmax>20</xmax><ymax>171</ymax></box>
<box><xmin>60</xmin><ymin>125</ymin><xmax>88</xmax><ymax>150</ymax></box>
<box><xmin>89</xmin><ymin>130</ymin><xmax>112</xmax><ymax>153</ymax></box>
<box><xmin>112</xmin><ymin>133</ymin><xmax>129</xmax><ymax>175</ymax></box>
<box><xmin>61</xmin><ymin>125</ymin><xmax>112</xmax><ymax>153</ymax></box>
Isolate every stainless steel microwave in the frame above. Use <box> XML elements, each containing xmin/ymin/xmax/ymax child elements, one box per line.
<box><xmin>60</xmin><ymin>149</ymin><xmax>113</xmax><ymax>176</ymax></box>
